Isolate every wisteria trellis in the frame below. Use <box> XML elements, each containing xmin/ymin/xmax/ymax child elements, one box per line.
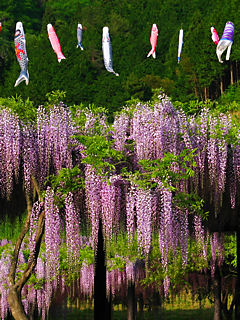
<box><xmin>0</xmin><ymin>96</ymin><xmax>237</xmax><ymax>318</ymax></box>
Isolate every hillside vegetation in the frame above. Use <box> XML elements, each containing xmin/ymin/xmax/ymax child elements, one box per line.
<box><xmin>0</xmin><ymin>0</ymin><xmax>240</xmax><ymax>113</ymax></box>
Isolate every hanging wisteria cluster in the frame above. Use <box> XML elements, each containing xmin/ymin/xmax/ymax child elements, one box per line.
<box><xmin>0</xmin><ymin>95</ymin><xmax>238</xmax><ymax>317</ymax></box>
<box><xmin>0</xmin><ymin>104</ymin><xmax>74</xmax><ymax>197</ymax></box>
<box><xmin>0</xmin><ymin>109</ymin><xmax>20</xmax><ymax>199</ymax></box>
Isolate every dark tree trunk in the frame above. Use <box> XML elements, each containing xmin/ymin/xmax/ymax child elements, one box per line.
<box><xmin>235</xmin><ymin>228</ymin><xmax>240</xmax><ymax>320</ymax></box>
<box><xmin>213</xmin><ymin>267</ymin><xmax>222</xmax><ymax>320</ymax></box>
<box><xmin>106</xmin><ymin>291</ymin><xmax>113</xmax><ymax>320</ymax></box>
<box><xmin>127</xmin><ymin>282</ymin><xmax>136</xmax><ymax>320</ymax></box>
<box><xmin>138</xmin><ymin>293</ymin><xmax>144</xmax><ymax>319</ymax></box>
<box><xmin>222</xmin><ymin>287</ymin><xmax>235</xmax><ymax>320</ymax></box>
<box><xmin>152</xmin><ymin>291</ymin><xmax>161</xmax><ymax>319</ymax></box>
<box><xmin>94</xmin><ymin>219</ymin><xmax>110</xmax><ymax>320</ymax></box>
<box><xmin>236</xmin><ymin>60</ymin><xmax>238</xmax><ymax>82</ymax></box>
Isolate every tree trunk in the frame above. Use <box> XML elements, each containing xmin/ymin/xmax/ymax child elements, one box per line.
<box><xmin>138</xmin><ymin>293</ymin><xmax>144</xmax><ymax>320</ymax></box>
<box><xmin>235</xmin><ymin>228</ymin><xmax>240</xmax><ymax>320</ymax></box>
<box><xmin>8</xmin><ymin>288</ymin><xmax>28</xmax><ymax>320</ymax></box>
<box><xmin>230</xmin><ymin>62</ymin><xmax>234</xmax><ymax>85</ymax></box>
<box><xmin>236</xmin><ymin>60</ymin><xmax>238</xmax><ymax>82</ymax></box>
<box><xmin>127</xmin><ymin>282</ymin><xmax>136</xmax><ymax>320</ymax></box>
<box><xmin>152</xmin><ymin>291</ymin><xmax>161</xmax><ymax>319</ymax></box>
<box><xmin>213</xmin><ymin>266</ymin><xmax>222</xmax><ymax>320</ymax></box>
<box><xmin>222</xmin><ymin>288</ymin><xmax>235</xmax><ymax>320</ymax></box>
<box><xmin>204</xmin><ymin>87</ymin><xmax>207</xmax><ymax>101</ymax></box>
<box><xmin>106</xmin><ymin>291</ymin><xmax>113</xmax><ymax>320</ymax></box>
<box><xmin>220</xmin><ymin>78</ymin><xmax>224</xmax><ymax>95</ymax></box>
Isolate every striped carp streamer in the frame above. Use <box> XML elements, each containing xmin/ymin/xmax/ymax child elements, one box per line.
<box><xmin>14</xmin><ymin>22</ymin><xmax>29</xmax><ymax>87</ymax></box>
<box><xmin>216</xmin><ymin>21</ymin><xmax>234</xmax><ymax>63</ymax></box>
<box><xmin>102</xmin><ymin>26</ymin><xmax>119</xmax><ymax>76</ymax></box>
<box><xmin>178</xmin><ymin>29</ymin><xmax>183</xmax><ymax>63</ymax></box>
<box><xmin>147</xmin><ymin>24</ymin><xmax>158</xmax><ymax>59</ymax></box>
<box><xmin>47</xmin><ymin>23</ymin><xmax>66</xmax><ymax>63</ymax></box>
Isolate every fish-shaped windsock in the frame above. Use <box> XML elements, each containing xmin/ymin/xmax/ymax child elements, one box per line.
<box><xmin>0</xmin><ymin>23</ymin><xmax>2</xmax><ymax>32</ymax></box>
<box><xmin>178</xmin><ymin>29</ymin><xmax>183</xmax><ymax>63</ymax></box>
<box><xmin>47</xmin><ymin>24</ymin><xmax>66</xmax><ymax>62</ymax></box>
<box><xmin>102</xmin><ymin>26</ymin><xmax>119</xmax><ymax>76</ymax></box>
<box><xmin>211</xmin><ymin>27</ymin><xmax>219</xmax><ymax>45</ymax></box>
<box><xmin>147</xmin><ymin>24</ymin><xmax>158</xmax><ymax>59</ymax></box>
<box><xmin>76</xmin><ymin>23</ymin><xmax>84</xmax><ymax>50</ymax></box>
<box><xmin>14</xmin><ymin>22</ymin><xmax>29</xmax><ymax>87</ymax></box>
<box><xmin>216</xmin><ymin>21</ymin><xmax>234</xmax><ymax>63</ymax></box>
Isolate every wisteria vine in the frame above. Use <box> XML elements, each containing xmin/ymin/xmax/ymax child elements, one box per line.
<box><xmin>0</xmin><ymin>95</ymin><xmax>238</xmax><ymax>317</ymax></box>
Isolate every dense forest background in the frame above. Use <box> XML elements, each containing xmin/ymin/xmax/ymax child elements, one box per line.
<box><xmin>0</xmin><ymin>0</ymin><xmax>240</xmax><ymax>113</ymax></box>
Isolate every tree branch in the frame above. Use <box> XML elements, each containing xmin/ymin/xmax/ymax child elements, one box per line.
<box><xmin>15</xmin><ymin>209</ymin><xmax>45</xmax><ymax>293</ymax></box>
<box><xmin>8</xmin><ymin>193</ymin><xmax>32</xmax><ymax>286</ymax></box>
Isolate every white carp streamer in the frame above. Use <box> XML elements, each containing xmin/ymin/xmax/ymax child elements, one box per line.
<box><xmin>102</xmin><ymin>26</ymin><xmax>119</xmax><ymax>76</ymax></box>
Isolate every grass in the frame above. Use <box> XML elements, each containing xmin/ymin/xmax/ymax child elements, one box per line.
<box><xmin>0</xmin><ymin>214</ymin><xmax>26</xmax><ymax>242</ymax></box>
<box><xmin>48</xmin><ymin>307</ymin><xmax>214</xmax><ymax>320</ymax></box>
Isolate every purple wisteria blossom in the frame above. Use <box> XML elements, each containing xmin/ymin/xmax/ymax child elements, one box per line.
<box><xmin>113</xmin><ymin>112</ymin><xmax>129</xmax><ymax>152</ymax></box>
<box><xmin>45</xmin><ymin>187</ymin><xmax>61</xmax><ymax>289</ymax></box>
<box><xmin>136</xmin><ymin>188</ymin><xmax>152</xmax><ymax>256</ymax></box>
<box><xmin>0</xmin><ymin>251</ymin><xmax>11</xmax><ymax>319</ymax></box>
<box><xmin>159</xmin><ymin>187</ymin><xmax>173</xmax><ymax>270</ymax></box>
<box><xmin>80</xmin><ymin>263</ymin><xmax>94</xmax><ymax>298</ymax></box>
<box><xmin>65</xmin><ymin>192</ymin><xmax>81</xmax><ymax>264</ymax></box>
<box><xmin>101</xmin><ymin>180</ymin><xmax>116</xmax><ymax>240</ymax></box>
<box><xmin>126</xmin><ymin>183</ymin><xmax>136</xmax><ymax>242</ymax></box>
<box><xmin>85</xmin><ymin>165</ymin><xmax>102</xmax><ymax>245</ymax></box>
<box><xmin>0</xmin><ymin>109</ymin><xmax>20</xmax><ymax>198</ymax></box>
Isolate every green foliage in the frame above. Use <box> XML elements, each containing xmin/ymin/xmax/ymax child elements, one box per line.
<box><xmin>173</xmin><ymin>99</ymin><xmax>215</xmax><ymax>115</ymax></box>
<box><xmin>142</xmin><ymin>236</ymin><xmax>209</xmax><ymax>290</ymax></box>
<box><xmin>46</xmin><ymin>166</ymin><xmax>84</xmax><ymax>206</ymax></box>
<box><xmin>173</xmin><ymin>192</ymin><xmax>208</xmax><ymax>219</ymax></box>
<box><xmin>45</xmin><ymin>90</ymin><xmax>66</xmax><ymax>106</ymax></box>
<box><xmin>215</xmin><ymin>82</ymin><xmax>240</xmax><ymax>115</ymax></box>
<box><xmin>0</xmin><ymin>95</ymin><xmax>36</xmax><ymax>121</ymax></box>
<box><xmin>122</xmin><ymin>148</ymin><xmax>197</xmax><ymax>191</ymax></box>
<box><xmin>75</xmin><ymin>134</ymin><xmax>125</xmax><ymax>176</ymax></box>
<box><xmin>71</xmin><ymin>103</ymin><xmax>109</xmax><ymax>131</ymax></box>
<box><xmin>0</xmin><ymin>241</ymin><xmax>13</xmax><ymax>258</ymax></box>
<box><xmin>125</xmin><ymin>73</ymin><xmax>153</xmax><ymax>101</ymax></box>
<box><xmin>106</xmin><ymin>233</ymin><xmax>144</xmax><ymax>271</ymax></box>
<box><xmin>224</xmin><ymin>233</ymin><xmax>237</xmax><ymax>268</ymax></box>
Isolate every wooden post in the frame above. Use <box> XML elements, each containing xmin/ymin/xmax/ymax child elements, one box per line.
<box><xmin>213</xmin><ymin>266</ymin><xmax>222</xmax><ymax>320</ymax></box>
<box><xmin>94</xmin><ymin>219</ymin><xmax>111</xmax><ymax>319</ymax></box>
